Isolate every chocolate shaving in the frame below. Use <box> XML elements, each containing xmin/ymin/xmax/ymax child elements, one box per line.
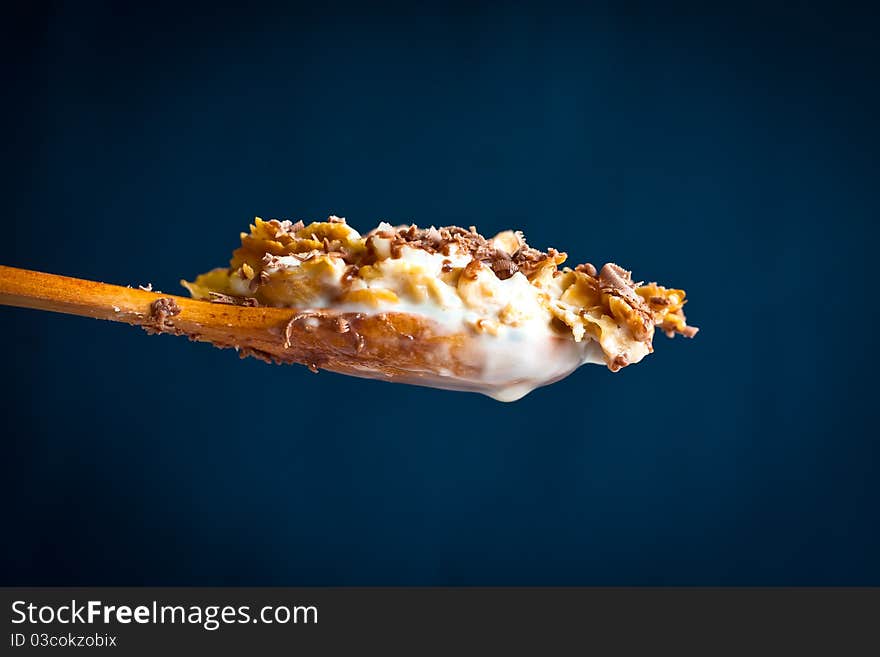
<box><xmin>599</xmin><ymin>264</ymin><xmax>651</xmax><ymax>314</ymax></box>
<box><xmin>342</xmin><ymin>265</ymin><xmax>359</xmax><ymax>283</ymax></box>
<box><xmin>488</xmin><ymin>252</ymin><xmax>518</xmax><ymax>280</ymax></box>
<box><xmin>609</xmin><ymin>354</ymin><xmax>629</xmax><ymax>372</ymax></box>
<box><xmin>598</xmin><ymin>263</ymin><xmax>654</xmax><ymax>341</ymax></box>
<box><xmin>237</xmin><ymin>346</ymin><xmax>277</xmax><ymax>364</ymax></box>
<box><xmin>283</xmin><ymin>312</ymin><xmax>320</xmax><ymax>348</ymax></box>
<box><xmin>208</xmin><ymin>292</ymin><xmax>260</xmax><ymax>307</ymax></box>
<box><xmin>292</xmin><ymin>251</ymin><xmax>318</xmax><ymax>262</ymax></box>
<box><xmin>369</xmin><ymin>224</ymin><xmax>559</xmax><ymax>281</ymax></box>
<box><xmin>600</xmin><ymin>264</ymin><xmax>637</xmax><ymax>301</ymax></box>
<box><xmin>266</xmin><ymin>219</ymin><xmax>304</xmax><ymax>238</ymax></box>
<box><xmin>142</xmin><ymin>297</ymin><xmax>183</xmax><ymax>336</ymax></box>
<box><xmin>512</xmin><ymin>246</ymin><xmax>563</xmax><ymax>277</ymax></box>
<box><xmin>283</xmin><ymin>314</ymin><xmax>301</xmax><ymax>349</ymax></box>
<box><xmin>150</xmin><ymin>297</ymin><xmax>180</xmax><ymax>326</ymax></box>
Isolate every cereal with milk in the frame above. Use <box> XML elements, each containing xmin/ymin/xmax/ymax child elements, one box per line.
<box><xmin>183</xmin><ymin>216</ymin><xmax>697</xmax><ymax>399</ymax></box>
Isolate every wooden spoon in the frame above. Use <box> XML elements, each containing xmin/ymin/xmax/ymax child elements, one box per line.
<box><xmin>0</xmin><ymin>264</ymin><xmax>509</xmax><ymax>394</ymax></box>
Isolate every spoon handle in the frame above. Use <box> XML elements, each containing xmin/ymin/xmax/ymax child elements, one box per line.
<box><xmin>0</xmin><ymin>264</ymin><xmax>170</xmax><ymax>323</ymax></box>
<box><xmin>0</xmin><ymin>264</ymin><xmax>300</xmax><ymax>346</ymax></box>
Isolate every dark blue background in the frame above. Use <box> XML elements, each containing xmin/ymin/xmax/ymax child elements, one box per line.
<box><xmin>2</xmin><ymin>1</ymin><xmax>877</xmax><ymax>584</ymax></box>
